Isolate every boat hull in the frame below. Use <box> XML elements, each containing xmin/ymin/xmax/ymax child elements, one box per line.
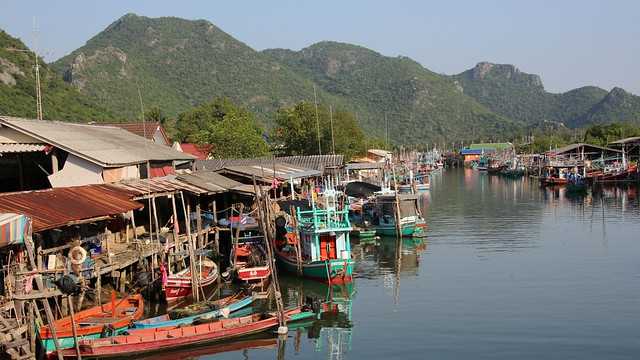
<box><xmin>132</xmin><ymin>295</ymin><xmax>255</xmax><ymax>329</ymax></box>
<box><xmin>374</xmin><ymin>224</ymin><xmax>416</xmax><ymax>237</ymax></box>
<box><xmin>274</xmin><ymin>252</ymin><xmax>354</xmax><ymax>284</ymax></box>
<box><xmin>56</xmin><ymin>309</ymin><xmax>314</xmax><ymax>359</ymax></box>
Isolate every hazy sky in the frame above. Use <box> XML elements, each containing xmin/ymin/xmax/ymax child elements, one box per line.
<box><xmin>1</xmin><ymin>0</ymin><xmax>638</xmax><ymax>94</ymax></box>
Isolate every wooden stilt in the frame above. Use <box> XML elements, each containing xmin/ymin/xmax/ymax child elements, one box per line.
<box><xmin>391</xmin><ymin>166</ymin><xmax>403</xmax><ymax>238</ymax></box>
<box><xmin>67</xmin><ymin>296</ymin><xmax>82</xmax><ymax>360</ymax></box>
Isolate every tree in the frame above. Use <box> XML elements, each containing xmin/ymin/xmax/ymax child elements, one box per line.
<box><xmin>175</xmin><ymin>98</ymin><xmax>269</xmax><ymax>158</ymax></box>
<box><xmin>272</xmin><ymin>102</ymin><xmax>368</xmax><ymax>160</ymax></box>
<box><xmin>144</xmin><ymin>106</ymin><xmax>166</xmax><ymax>124</ymax></box>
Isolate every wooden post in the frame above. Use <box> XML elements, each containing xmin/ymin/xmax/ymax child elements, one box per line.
<box><xmin>152</xmin><ymin>196</ymin><xmax>161</xmax><ymax>243</ymax></box>
<box><xmin>196</xmin><ymin>201</ymin><xmax>203</xmax><ymax>250</ymax></box>
<box><xmin>212</xmin><ymin>201</ymin><xmax>219</xmax><ymax>256</ymax></box>
<box><xmin>391</xmin><ymin>166</ymin><xmax>403</xmax><ymax>238</ymax></box>
<box><xmin>290</xmin><ymin>206</ymin><xmax>303</xmax><ymax>276</ymax></box>
<box><xmin>23</xmin><ymin>235</ymin><xmax>64</xmax><ymax>360</ymax></box>
<box><xmin>67</xmin><ymin>296</ymin><xmax>82</xmax><ymax>359</ymax></box>
<box><xmin>180</xmin><ymin>192</ymin><xmax>200</xmax><ymax>302</ymax></box>
<box><xmin>253</xmin><ymin>175</ymin><xmax>286</xmax><ymax>332</ymax></box>
<box><xmin>95</xmin><ymin>264</ymin><xmax>102</xmax><ymax>307</ymax></box>
<box><xmin>130</xmin><ymin>210</ymin><xmax>138</xmax><ymax>242</ymax></box>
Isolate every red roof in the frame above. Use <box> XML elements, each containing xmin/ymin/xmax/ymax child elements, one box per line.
<box><xmin>180</xmin><ymin>143</ymin><xmax>212</xmax><ymax>160</ymax></box>
<box><xmin>0</xmin><ymin>185</ymin><xmax>143</xmax><ymax>232</ymax></box>
<box><xmin>99</xmin><ymin>122</ymin><xmax>171</xmax><ymax>146</ymax></box>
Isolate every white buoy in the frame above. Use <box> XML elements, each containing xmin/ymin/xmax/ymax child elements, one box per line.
<box><xmin>277</xmin><ymin>326</ymin><xmax>288</xmax><ymax>335</ymax></box>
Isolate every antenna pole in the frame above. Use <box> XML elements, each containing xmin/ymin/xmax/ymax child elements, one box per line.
<box><xmin>313</xmin><ymin>84</ymin><xmax>322</xmax><ymax>155</ymax></box>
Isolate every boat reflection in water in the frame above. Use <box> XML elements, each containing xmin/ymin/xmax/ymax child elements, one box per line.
<box><xmin>281</xmin><ymin>277</ymin><xmax>355</xmax><ymax>360</ymax></box>
<box><xmin>135</xmin><ymin>334</ymin><xmax>278</xmax><ymax>360</ymax></box>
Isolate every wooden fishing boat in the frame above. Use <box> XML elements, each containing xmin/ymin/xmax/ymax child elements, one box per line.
<box><xmin>132</xmin><ymin>294</ymin><xmax>255</xmax><ymax>329</ymax></box>
<box><xmin>232</xmin><ymin>238</ymin><xmax>271</xmax><ymax>283</ymax></box>
<box><xmin>55</xmin><ymin>308</ymin><xmax>315</xmax><ymax>358</ymax></box>
<box><xmin>366</xmin><ymin>194</ymin><xmax>420</xmax><ymax>237</ymax></box>
<box><xmin>351</xmin><ymin>228</ymin><xmax>377</xmax><ymax>238</ymax></box>
<box><xmin>539</xmin><ymin>176</ymin><xmax>568</xmax><ymax>186</ymax></box>
<box><xmin>165</xmin><ymin>258</ymin><xmax>218</xmax><ymax>302</ymax></box>
<box><xmin>274</xmin><ymin>187</ymin><xmax>354</xmax><ymax>284</ymax></box>
<box><xmin>40</xmin><ymin>294</ymin><xmax>143</xmax><ymax>352</ymax></box>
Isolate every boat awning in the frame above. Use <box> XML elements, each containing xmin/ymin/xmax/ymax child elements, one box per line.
<box><xmin>0</xmin><ymin>213</ymin><xmax>31</xmax><ymax>248</ymax></box>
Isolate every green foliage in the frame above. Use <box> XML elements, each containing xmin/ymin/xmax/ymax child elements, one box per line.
<box><xmin>453</xmin><ymin>63</ymin><xmax>640</xmax><ymax>129</ymax></box>
<box><xmin>583</xmin><ymin>123</ymin><xmax>640</xmax><ymax>146</ymax></box>
<box><xmin>272</xmin><ymin>101</ymin><xmax>368</xmax><ymax>160</ymax></box>
<box><xmin>144</xmin><ymin>106</ymin><xmax>166</xmax><ymax>123</ymax></box>
<box><xmin>175</xmin><ymin>98</ymin><xmax>269</xmax><ymax>158</ymax></box>
<box><xmin>51</xmin><ymin>14</ymin><xmax>343</xmax><ymax>123</ymax></box>
<box><xmin>0</xmin><ymin>30</ymin><xmax>113</xmax><ymax>121</ymax></box>
<box><xmin>265</xmin><ymin>42</ymin><xmax>522</xmax><ymax>145</ymax></box>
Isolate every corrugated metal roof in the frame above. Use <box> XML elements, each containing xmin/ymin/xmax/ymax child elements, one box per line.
<box><xmin>106</xmin><ymin>175</ymin><xmax>209</xmax><ymax>198</ymax></box>
<box><xmin>609</xmin><ymin>136</ymin><xmax>640</xmax><ymax>145</ymax></box>
<box><xmin>220</xmin><ymin>163</ymin><xmax>321</xmax><ymax>182</ymax></box>
<box><xmin>0</xmin><ymin>117</ymin><xmax>195</xmax><ymax>167</ymax></box>
<box><xmin>345</xmin><ymin>162</ymin><xmax>384</xmax><ymax>170</ymax></box>
<box><xmin>0</xmin><ymin>143</ymin><xmax>47</xmax><ymax>153</ymax></box>
<box><xmin>0</xmin><ymin>185</ymin><xmax>142</xmax><ymax>232</ymax></box>
<box><xmin>546</xmin><ymin>143</ymin><xmax>621</xmax><ymax>155</ymax></box>
<box><xmin>195</xmin><ymin>155</ymin><xmax>343</xmax><ymax>173</ymax></box>
<box><xmin>177</xmin><ymin>171</ymin><xmax>244</xmax><ymax>194</ymax></box>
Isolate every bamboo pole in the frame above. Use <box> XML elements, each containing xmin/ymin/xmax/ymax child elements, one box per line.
<box><xmin>67</xmin><ymin>296</ymin><xmax>82</xmax><ymax>360</ymax></box>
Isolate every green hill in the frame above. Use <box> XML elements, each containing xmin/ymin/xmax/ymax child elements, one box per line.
<box><xmin>263</xmin><ymin>42</ymin><xmax>521</xmax><ymax>144</ymax></box>
<box><xmin>0</xmin><ymin>30</ymin><xmax>112</xmax><ymax>121</ymax></box>
<box><xmin>452</xmin><ymin>62</ymin><xmax>640</xmax><ymax>128</ymax></box>
<box><xmin>572</xmin><ymin>87</ymin><xmax>640</xmax><ymax>126</ymax></box>
<box><xmin>51</xmin><ymin>14</ymin><xmax>342</xmax><ymax>123</ymax></box>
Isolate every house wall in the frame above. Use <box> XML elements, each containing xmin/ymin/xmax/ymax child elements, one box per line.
<box><xmin>48</xmin><ymin>154</ymin><xmax>103</xmax><ymax>187</ymax></box>
<box><xmin>103</xmin><ymin>165</ymin><xmax>139</xmax><ymax>183</ymax></box>
<box><xmin>464</xmin><ymin>154</ymin><xmax>480</xmax><ymax>163</ymax></box>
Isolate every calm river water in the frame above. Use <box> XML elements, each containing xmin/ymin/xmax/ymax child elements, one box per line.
<box><xmin>198</xmin><ymin>168</ymin><xmax>640</xmax><ymax>360</ymax></box>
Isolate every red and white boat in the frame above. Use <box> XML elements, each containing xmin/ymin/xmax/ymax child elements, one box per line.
<box><xmin>234</xmin><ymin>243</ymin><xmax>271</xmax><ymax>282</ymax></box>
<box><xmin>164</xmin><ymin>258</ymin><xmax>218</xmax><ymax>302</ymax></box>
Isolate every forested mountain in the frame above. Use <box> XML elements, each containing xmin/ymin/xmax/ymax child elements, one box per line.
<box><xmin>571</xmin><ymin>87</ymin><xmax>640</xmax><ymax>127</ymax></box>
<box><xmin>51</xmin><ymin>14</ymin><xmax>342</xmax><ymax>124</ymax></box>
<box><xmin>263</xmin><ymin>42</ymin><xmax>520</xmax><ymax>144</ymax></box>
<box><xmin>452</xmin><ymin>62</ymin><xmax>640</xmax><ymax>128</ymax></box>
<box><xmin>42</xmin><ymin>13</ymin><xmax>639</xmax><ymax>144</ymax></box>
<box><xmin>0</xmin><ymin>30</ymin><xmax>112</xmax><ymax>121</ymax></box>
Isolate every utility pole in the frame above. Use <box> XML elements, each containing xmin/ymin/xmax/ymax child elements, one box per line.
<box><xmin>313</xmin><ymin>84</ymin><xmax>322</xmax><ymax>155</ymax></box>
<box><xmin>385</xmin><ymin>113</ymin><xmax>389</xmax><ymax>149</ymax></box>
<box><xmin>329</xmin><ymin>105</ymin><xmax>335</xmax><ymax>155</ymax></box>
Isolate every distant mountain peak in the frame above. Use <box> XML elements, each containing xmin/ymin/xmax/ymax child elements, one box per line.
<box><xmin>469</xmin><ymin>62</ymin><xmax>543</xmax><ymax>88</ymax></box>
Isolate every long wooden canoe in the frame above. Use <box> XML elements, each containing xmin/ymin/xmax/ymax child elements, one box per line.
<box><xmin>132</xmin><ymin>294</ymin><xmax>255</xmax><ymax>329</ymax></box>
<box><xmin>55</xmin><ymin>308</ymin><xmax>315</xmax><ymax>358</ymax></box>
<box><xmin>40</xmin><ymin>294</ymin><xmax>143</xmax><ymax>352</ymax></box>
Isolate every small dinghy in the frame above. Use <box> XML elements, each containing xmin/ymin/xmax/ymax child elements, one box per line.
<box><xmin>165</xmin><ymin>258</ymin><xmax>218</xmax><ymax>302</ymax></box>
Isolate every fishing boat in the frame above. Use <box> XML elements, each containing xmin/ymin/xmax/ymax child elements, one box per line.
<box><xmin>351</xmin><ymin>227</ymin><xmax>377</xmax><ymax>239</ymax></box>
<box><xmin>164</xmin><ymin>258</ymin><xmax>218</xmax><ymax>302</ymax></box>
<box><xmin>55</xmin><ymin>308</ymin><xmax>315</xmax><ymax>358</ymax></box>
<box><xmin>365</xmin><ymin>194</ymin><xmax>420</xmax><ymax>237</ymax></box>
<box><xmin>274</xmin><ymin>185</ymin><xmax>354</xmax><ymax>284</ymax></box>
<box><xmin>232</xmin><ymin>235</ymin><xmax>271</xmax><ymax>284</ymax></box>
<box><xmin>132</xmin><ymin>294</ymin><xmax>255</xmax><ymax>329</ymax></box>
<box><xmin>40</xmin><ymin>294</ymin><xmax>144</xmax><ymax>352</ymax></box>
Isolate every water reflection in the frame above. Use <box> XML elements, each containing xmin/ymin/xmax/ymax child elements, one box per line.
<box><xmin>200</xmin><ymin>169</ymin><xmax>640</xmax><ymax>360</ymax></box>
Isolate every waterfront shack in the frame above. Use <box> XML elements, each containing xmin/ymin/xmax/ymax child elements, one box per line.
<box><xmin>0</xmin><ymin>116</ymin><xmax>195</xmax><ymax>193</ymax></box>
